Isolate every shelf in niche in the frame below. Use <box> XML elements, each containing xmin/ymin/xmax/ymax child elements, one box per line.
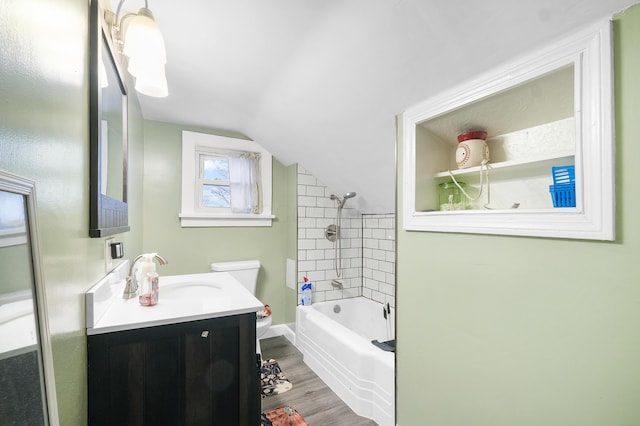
<box><xmin>402</xmin><ymin>21</ymin><xmax>614</xmax><ymax>240</ymax></box>
<box><xmin>433</xmin><ymin>151</ymin><xmax>575</xmax><ymax>178</ymax></box>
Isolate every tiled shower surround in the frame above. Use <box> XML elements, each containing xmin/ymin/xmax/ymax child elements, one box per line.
<box><xmin>297</xmin><ymin>166</ymin><xmax>396</xmax><ymax>308</ymax></box>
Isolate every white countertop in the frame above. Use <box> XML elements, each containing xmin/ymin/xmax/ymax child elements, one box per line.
<box><xmin>86</xmin><ymin>261</ymin><xmax>264</xmax><ymax>336</ymax></box>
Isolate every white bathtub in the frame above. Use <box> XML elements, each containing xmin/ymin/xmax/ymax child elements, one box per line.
<box><xmin>295</xmin><ymin>297</ymin><xmax>395</xmax><ymax>426</ymax></box>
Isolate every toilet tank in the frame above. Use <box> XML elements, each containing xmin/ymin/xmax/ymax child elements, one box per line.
<box><xmin>210</xmin><ymin>260</ymin><xmax>261</xmax><ymax>294</ymax></box>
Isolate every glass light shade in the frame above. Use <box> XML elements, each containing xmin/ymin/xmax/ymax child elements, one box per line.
<box><xmin>127</xmin><ymin>55</ymin><xmax>163</xmax><ymax>78</ymax></box>
<box><xmin>119</xmin><ymin>7</ymin><xmax>168</xmax><ymax>97</ymax></box>
<box><xmin>135</xmin><ymin>64</ymin><xmax>168</xmax><ymax>98</ymax></box>
<box><xmin>122</xmin><ymin>8</ymin><xmax>166</xmax><ymax>71</ymax></box>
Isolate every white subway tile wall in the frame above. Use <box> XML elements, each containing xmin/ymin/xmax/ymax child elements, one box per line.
<box><xmin>362</xmin><ymin>213</ymin><xmax>396</xmax><ymax>308</ymax></box>
<box><xmin>297</xmin><ymin>166</ymin><xmax>395</xmax><ymax>307</ymax></box>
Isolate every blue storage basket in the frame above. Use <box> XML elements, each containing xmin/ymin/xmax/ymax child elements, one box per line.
<box><xmin>552</xmin><ymin>165</ymin><xmax>575</xmax><ymax>185</ymax></box>
<box><xmin>549</xmin><ymin>165</ymin><xmax>576</xmax><ymax>208</ymax></box>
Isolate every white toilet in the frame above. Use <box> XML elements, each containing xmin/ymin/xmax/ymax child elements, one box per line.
<box><xmin>210</xmin><ymin>260</ymin><xmax>272</xmax><ymax>354</ymax></box>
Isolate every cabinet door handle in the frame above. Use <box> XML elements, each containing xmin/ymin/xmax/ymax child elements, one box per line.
<box><xmin>201</xmin><ymin>331</ymin><xmax>209</xmax><ymax>338</ymax></box>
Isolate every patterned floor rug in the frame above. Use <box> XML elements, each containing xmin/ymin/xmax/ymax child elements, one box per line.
<box><xmin>261</xmin><ymin>406</ymin><xmax>307</xmax><ymax>426</ymax></box>
<box><xmin>260</xmin><ymin>358</ymin><xmax>293</xmax><ymax>398</ymax></box>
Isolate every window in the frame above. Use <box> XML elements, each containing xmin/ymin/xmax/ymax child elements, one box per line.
<box><xmin>199</xmin><ymin>155</ymin><xmax>231</xmax><ymax>208</ymax></box>
<box><xmin>180</xmin><ymin>131</ymin><xmax>273</xmax><ymax>227</ymax></box>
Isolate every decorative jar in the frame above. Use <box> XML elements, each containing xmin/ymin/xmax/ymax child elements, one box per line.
<box><xmin>456</xmin><ymin>131</ymin><xmax>489</xmax><ymax>169</ymax></box>
<box><xmin>438</xmin><ymin>181</ymin><xmax>467</xmax><ymax>211</ymax></box>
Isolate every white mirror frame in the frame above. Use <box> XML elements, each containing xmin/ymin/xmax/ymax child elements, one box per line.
<box><xmin>402</xmin><ymin>20</ymin><xmax>615</xmax><ymax>240</ymax></box>
<box><xmin>0</xmin><ymin>171</ymin><xmax>60</xmax><ymax>425</ymax></box>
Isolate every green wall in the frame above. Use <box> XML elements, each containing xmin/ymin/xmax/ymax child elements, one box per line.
<box><xmin>396</xmin><ymin>6</ymin><xmax>640</xmax><ymax>426</ymax></box>
<box><xmin>142</xmin><ymin>120</ymin><xmax>297</xmax><ymax>326</ymax></box>
<box><xmin>0</xmin><ymin>1</ymin><xmax>144</xmax><ymax>424</ymax></box>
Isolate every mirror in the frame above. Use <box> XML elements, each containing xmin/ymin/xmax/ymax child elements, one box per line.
<box><xmin>0</xmin><ymin>171</ymin><xmax>59</xmax><ymax>425</ymax></box>
<box><xmin>89</xmin><ymin>0</ymin><xmax>130</xmax><ymax>237</ymax></box>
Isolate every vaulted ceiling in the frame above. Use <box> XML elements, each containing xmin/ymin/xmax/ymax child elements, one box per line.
<box><xmin>112</xmin><ymin>0</ymin><xmax>638</xmax><ymax>213</ymax></box>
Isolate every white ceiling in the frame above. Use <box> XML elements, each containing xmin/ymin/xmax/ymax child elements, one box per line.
<box><xmin>114</xmin><ymin>0</ymin><xmax>638</xmax><ymax>213</ymax></box>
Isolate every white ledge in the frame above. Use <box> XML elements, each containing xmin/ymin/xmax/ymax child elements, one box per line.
<box><xmin>178</xmin><ymin>212</ymin><xmax>275</xmax><ymax>227</ymax></box>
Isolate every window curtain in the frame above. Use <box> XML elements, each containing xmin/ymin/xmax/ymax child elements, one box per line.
<box><xmin>229</xmin><ymin>152</ymin><xmax>262</xmax><ymax>213</ymax></box>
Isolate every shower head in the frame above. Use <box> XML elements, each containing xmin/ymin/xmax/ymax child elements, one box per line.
<box><xmin>331</xmin><ymin>191</ymin><xmax>356</xmax><ymax>209</ymax></box>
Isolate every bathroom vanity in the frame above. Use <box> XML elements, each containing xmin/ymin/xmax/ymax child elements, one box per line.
<box><xmin>85</xmin><ymin>263</ymin><xmax>263</xmax><ymax>426</ymax></box>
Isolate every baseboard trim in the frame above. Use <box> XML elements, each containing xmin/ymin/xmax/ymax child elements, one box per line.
<box><xmin>260</xmin><ymin>323</ymin><xmax>295</xmax><ymax>345</ymax></box>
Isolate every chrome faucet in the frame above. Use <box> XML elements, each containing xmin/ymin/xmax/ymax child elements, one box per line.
<box><xmin>122</xmin><ymin>253</ymin><xmax>169</xmax><ymax>299</ymax></box>
<box><xmin>331</xmin><ymin>279</ymin><xmax>343</xmax><ymax>289</ymax></box>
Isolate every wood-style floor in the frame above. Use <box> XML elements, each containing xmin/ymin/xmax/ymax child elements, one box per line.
<box><xmin>260</xmin><ymin>336</ymin><xmax>378</xmax><ymax>426</ymax></box>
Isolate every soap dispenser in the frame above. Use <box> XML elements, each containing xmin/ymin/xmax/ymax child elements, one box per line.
<box><xmin>138</xmin><ymin>253</ymin><xmax>159</xmax><ymax>306</ymax></box>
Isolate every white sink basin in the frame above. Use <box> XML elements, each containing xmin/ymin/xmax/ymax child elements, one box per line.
<box><xmin>161</xmin><ymin>282</ymin><xmax>223</xmax><ymax>299</ymax></box>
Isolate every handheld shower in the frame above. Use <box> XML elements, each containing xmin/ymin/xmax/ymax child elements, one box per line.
<box><xmin>343</xmin><ymin>191</ymin><xmax>356</xmax><ymax>202</ymax></box>
<box><xmin>331</xmin><ymin>192</ymin><xmax>357</xmax><ymax>209</ymax></box>
<box><xmin>326</xmin><ymin>191</ymin><xmax>357</xmax><ymax>277</ymax></box>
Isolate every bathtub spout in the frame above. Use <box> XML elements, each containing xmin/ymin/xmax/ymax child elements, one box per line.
<box><xmin>331</xmin><ymin>279</ymin><xmax>343</xmax><ymax>289</ymax></box>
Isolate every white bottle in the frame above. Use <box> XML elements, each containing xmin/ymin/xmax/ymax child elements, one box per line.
<box><xmin>138</xmin><ymin>254</ymin><xmax>159</xmax><ymax>306</ymax></box>
<box><xmin>304</xmin><ymin>287</ymin><xmax>312</xmax><ymax>306</ymax></box>
<box><xmin>302</xmin><ymin>281</ymin><xmax>312</xmax><ymax>306</ymax></box>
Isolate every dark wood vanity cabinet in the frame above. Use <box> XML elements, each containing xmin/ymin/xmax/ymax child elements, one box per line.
<box><xmin>87</xmin><ymin>313</ymin><xmax>259</xmax><ymax>426</ymax></box>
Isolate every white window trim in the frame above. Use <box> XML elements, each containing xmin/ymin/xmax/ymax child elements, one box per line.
<box><xmin>180</xmin><ymin>131</ymin><xmax>274</xmax><ymax>227</ymax></box>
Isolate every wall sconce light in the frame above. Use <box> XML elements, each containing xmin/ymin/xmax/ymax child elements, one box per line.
<box><xmin>114</xmin><ymin>0</ymin><xmax>168</xmax><ymax>97</ymax></box>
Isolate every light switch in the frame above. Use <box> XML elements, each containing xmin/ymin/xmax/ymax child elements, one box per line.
<box><xmin>110</xmin><ymin>242</ymin><xmax>124</xmax><ymax>259</ymax></box>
